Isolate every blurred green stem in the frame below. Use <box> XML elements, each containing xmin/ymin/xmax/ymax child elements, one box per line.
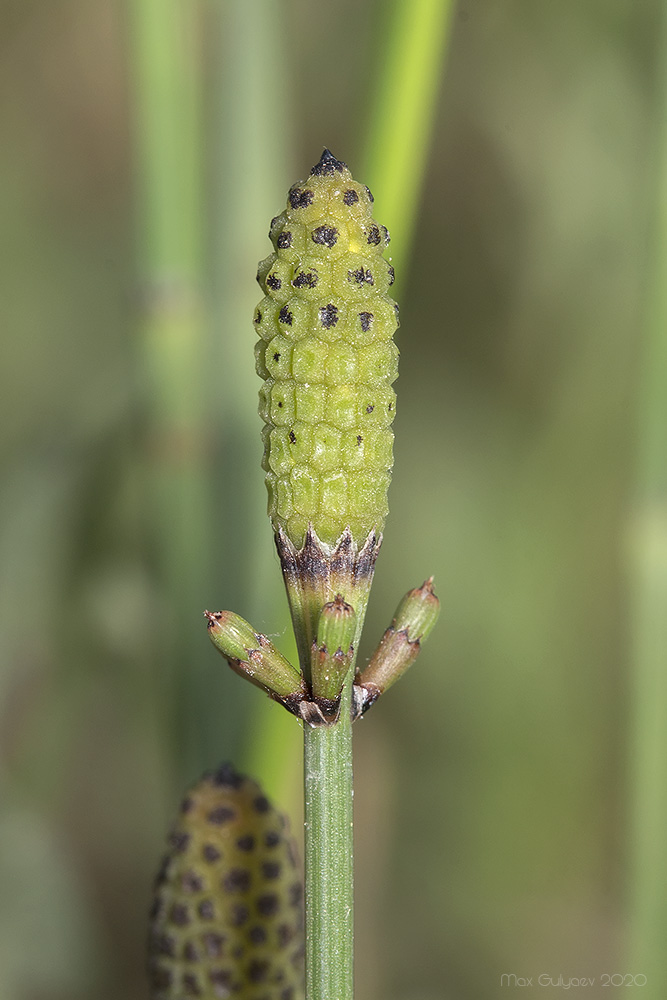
<box><xmin>626</xmin><ymin>8</ymin><xmax>667</xmax><ymax>992</ymax></box>
<box><xmin>304</xmin><ymin>682</ymin><xmax>354</xmax><ymax>1000</ymax></box>
<box><xmin>129</xmin><ymin>0</ymin><xmax>210</xmax><ymax>769</ymax></box>
<box><xmin>213</xmin><ymin>0</ymin><xmax>300</xmax><ymax>796</ymax></box>
<box><xmin>361</xmin><ymin>0</ymin><xmax>456</xmax><ymax>278</ymax></box>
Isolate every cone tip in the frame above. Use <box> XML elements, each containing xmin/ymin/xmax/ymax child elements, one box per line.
<box><xmin>310</xmin><ymin>148</ymin><xmax>348</xmax><ymax>176</ymax></box>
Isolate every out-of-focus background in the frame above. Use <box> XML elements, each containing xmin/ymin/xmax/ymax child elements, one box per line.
<box><xmin>1</xmin><ymin>1</ymin><xmax>665</xmax><ymax>998</ymax></box>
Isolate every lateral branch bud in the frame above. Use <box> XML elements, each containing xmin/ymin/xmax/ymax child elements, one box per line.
<box><xmin>310</xmin><ymin>595</ymin><xmax>356</xmax><ymax>715</ymax></box>
<box><xmin>353</xmin><ymin>578</ymin><xmax>440</xmax><ymax>718</ymax></box>
<box><xmin>392</xmin><ymin>577</ymin><xmax>440</xmax><ymax>642</ymax></box>
<box><xmin>205</xmin><ymin>610</ymin><xmax>306</xmax><ymax>714</ymax></box>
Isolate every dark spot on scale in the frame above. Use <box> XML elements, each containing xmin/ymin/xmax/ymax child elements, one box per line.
<box><xmin>169</xmin><ymin>830</ymin><xmax>190</xmax><ymax>852</ymax></box>
<box><xmin>289</xmin><ymin>188</ymin><xmax>314</xmax><ymax>209</ymax></box>
<box><xmin>170</xmin><ymin>903</ymin><xmax>191</xmax><ymax>926</ymax></box>
<box><xmin>270</xmin><ymin>216</ymin><xmax>280</xmax><ymax>230</ymax></box>
<box><xmin>293</xmin><ymin>270</ymin><xmax>317</xmax><ymax>288</ymax></box>
<box><xmin>248</xmin><ymin>925</ymin><xmax>267</xmax><ymax>944</ymax></box>
<box><xmin>273</xmin><ymin>352</ymin><xmax>280</xmax><ymax>362</ymax></box>
<box><xmin>319</xmin><ymin>303</ymin><xmax>339</xmax><ymax>328</ymax></box>
<box><xmin>256</xmin><ymin>893</ymin><xmax>280</xmax><ymax>917</ymax></box>
<box><xmin>279</xmin><ymin>305</ymin><xmax>293</xmax><ymax>325</ymax></box>
<box><xmin>181</xmin><ymin>796</ymin><xmax>194</xmax><ymax>814</ymax></box>
<box><xmin>237</xmin><ymin>834</ymin><xmax>255</xmax><ymax>852</ymax></box>
<box><xmin>254</xmin><ymin>310</ymin><xmax>261</xmax><ymax>324</ymax></box>
<box><xmin>388</xmin><ymin>265</ymin><xmax>395</xmax><ymax>285</ymax></box>
<box><xmin>198</xmin><ymin>899</ymin><xmax>216</xmax><ymax>920</ymax></box>
<box><xmin>223</xmin><ymin>868</ymin><xmax>251</xmax><ymax>893</ymax></box>
<box><xmin>277</xmin><ymin>401</ymin><xmax>283</xmax><ymax>408</ymax></box>
<box><xmin>356</xmin><ymin>435</ymin><xmax>362</xmax><ymax>445</ymax></box>
<box><xmin>262</xmin><ymin>860</ymin><xmax>281</xmax><ymax>880</ymax></box>
<box><xmin>366</xmin><ymin>225</ymin><xmax>381</xmax><ymax>245</ymax></box>
<box><xmin>181</xmin><ymin>870</ymin><xmax>204</xmax><ymax>893</ymax></box>
<box><xmin>388</xmin><ymin>402</ymin><xmax>393</xmax><ymax>411</ymax></box>
<box><xmin>366</xmin><ymin>405</ymin><xmax>374</xmax><ymax>413</ymax></box>
<box><xmin>184</xmin><ymin>942</ymin><xmax>200</xmax><ymax>962</ymax></box>
<box><xmin>149</xmin><ymin>897</ymin><xmax>163</xmax><ymax>919</ymax></box>
<box><xmin>203</xmin><ymin>932</ymin><xmax>225</xmax><ymax>957</ymax></box>
<box><xmin>208</xmin><ymin>806</ymin><xmax>236</xmax><ymax>825</ymax></box>
<box><xmin>230</xmin><ymin>903</ymin><xmax>249</xmax><ymax>926</ymax></box>
<box><xmin>359</xmin><ymin>312</ymin><xmax>373</xmax><ymax>332</ymax></box>
<box><xmin>289</xmin><ymin>430</ymin><xmax>297</xmax><ymax>444</ymax></box>
<box><xmin>291</xmin><ymin>941</ymin><xmax>306</xmax><ymax>966</ymax></box>
<box><xmin>288</xmin><ymin>882</ymin><xmax>303</xmax><ymax>906</ymax></box>
<box><xmin>312</xmin><ymin>225</ymin><xmax>338</xmax><ymax>248</ymax></box>
<box><xmin>202</xmin><ymin>844</ymin><xmax>221</xmax><ymax>863</ymax></box>
<box><xmin>183</xmin><ymin>972</ymin><xmax>202</xmax><ymax>996</ymax></box>
<box><xmin>265</xmin><ymin>830</ymin><xmax>281</xmax><ymax>848</ymax></box>
<box><xmin>151</xmin><ymin>968</ymin><xmax>173</xmax><ymax>989</ymax></box>
<box><xmin>209</xmin><ymin>968</ymin><xmax>233</xmax><ymax>990</ymax></box>
<box><xmin>266</xmin><ymin>274</ymin><xmax>282</xmax><ymax>290</ymax></box>
<box><xmin>277</xmin><ymin>923</ymin><xmax>295</xmax><ymax>947</ymax></box>
<box><xmin>365</xmin><ymin>185</ymin><xmax>374</xmax><ymax>202</ymax></box>
<box><xmin>277</xmin><ymin>231</ymin><xmax>292</xmax><ymax>249</ymax></box>
<box><xmin>156</xmin><ymin>932</ymin><xmax>177</xmax><ymax>957</ymax></box>
<box><xmin>254</xmin><ymin>795</ymin><xmax>270</xmax><ymax>813</ymax></box>
<box><xmin>348</xmin><ymin>267</ymin><xmax>373</xmax><ymax>286</ymax></box>
<box><xmin>394</xmin><ymin>302</ymin><xmax>400</xmax><ymax>323</ymax></box>
<box><xmin>281</xmin><ymin>987</ymin><xmax>296</xmax><ymax>1000</ymax></box>
<box><xmin>310</xmin><ymin>148</ymin><xmax>347</xmax><ymax>175</ymax></box>
<box><xmin>343</xmin><ymin>188</ymin><xmax>359</xmax><ymax>205</ymax></box>
<box><xmin>382</xmin><ymin>226</ymin><xmax>391</xmax><ymax>244</ymax></box>
<box><xmin>212</xmin><ymin>763</ymin><xmax>243</xmax><ymax>788</ymax></box>
<box><xmin>232</xmin><ymin>944</ymin><xmax>245</xmax><ymax>959</ymax></box>
<box><xmin>248</xmin><ymin>959</ymin><xmax>270</xmax><ymax>983</ymax></box>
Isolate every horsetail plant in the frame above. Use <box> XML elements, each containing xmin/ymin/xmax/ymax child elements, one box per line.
<box><xmin>148</xmin><ymin>150</ymin><xmax>439</xmax><ymax>1000</ymax></box>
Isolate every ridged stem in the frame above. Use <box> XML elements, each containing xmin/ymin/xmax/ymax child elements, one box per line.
<box><xmin>304</xmin><ymin>680</ymin><xmax>354</xmax><ymax>1000</ymax></box>
<box><xmin>277</xmin><ymin>528</ymin><xmax>380</xmax><ymax>1000</ymax></box>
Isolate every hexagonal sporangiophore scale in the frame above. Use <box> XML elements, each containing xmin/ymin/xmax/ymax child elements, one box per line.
<box><xmin>254</xmin><ymin>149</ymin><xmax>399</xmax><ymax>549</ymax></box>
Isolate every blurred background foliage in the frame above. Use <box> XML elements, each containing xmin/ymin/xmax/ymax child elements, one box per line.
<box><xmin>0</xmin><ymin>1</ymin><xmax>664</xmax><ymax>998</ymax></box>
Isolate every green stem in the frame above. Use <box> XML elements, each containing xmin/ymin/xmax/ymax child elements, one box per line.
<box><xmin>304</xmin><ymin>680</ymin><xmax>354</xmax><ymax>1000</ymax></box>
<box><xmin>212</xmin><ymin>0</ymin><xmax>299</xmax><ymax>792</ymax></box>
<box><xmin>128</xmin><ymin>0</ymin><xmax>211</xmax><ymax>773</ymax></box>
<box><xmin>361</xmin><ymin>0</ymin><xmax>456</xmax><ymax>278</ymax></box>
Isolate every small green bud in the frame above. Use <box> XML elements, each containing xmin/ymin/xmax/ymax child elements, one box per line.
<box><xmin>205</xmin><ymin>610</ymin><xmax>306</xmax><ymax>710</ymax></box>
<box><xmin>354</xmin><ymin>578</ymin><xmax>440</xmax><ymax>717</ymax></box>
<box><xmin>205</xmin><ymin>609</ymin><xmax>261</xmax><ymax>662</ymax></box>
<box><xmin>392</xmin><ymin>577</ymin><xmax>440</xmax><ymax>642</ymax></box>
<box><xmin>310</xmin><ymin>595</ymin><xmax>356</xmax><ymax>709</ymax></box>
<box><xmin>316</xmin><ymin>594</ymin><xmax>356</xmax><ymax>658</ymax></box>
